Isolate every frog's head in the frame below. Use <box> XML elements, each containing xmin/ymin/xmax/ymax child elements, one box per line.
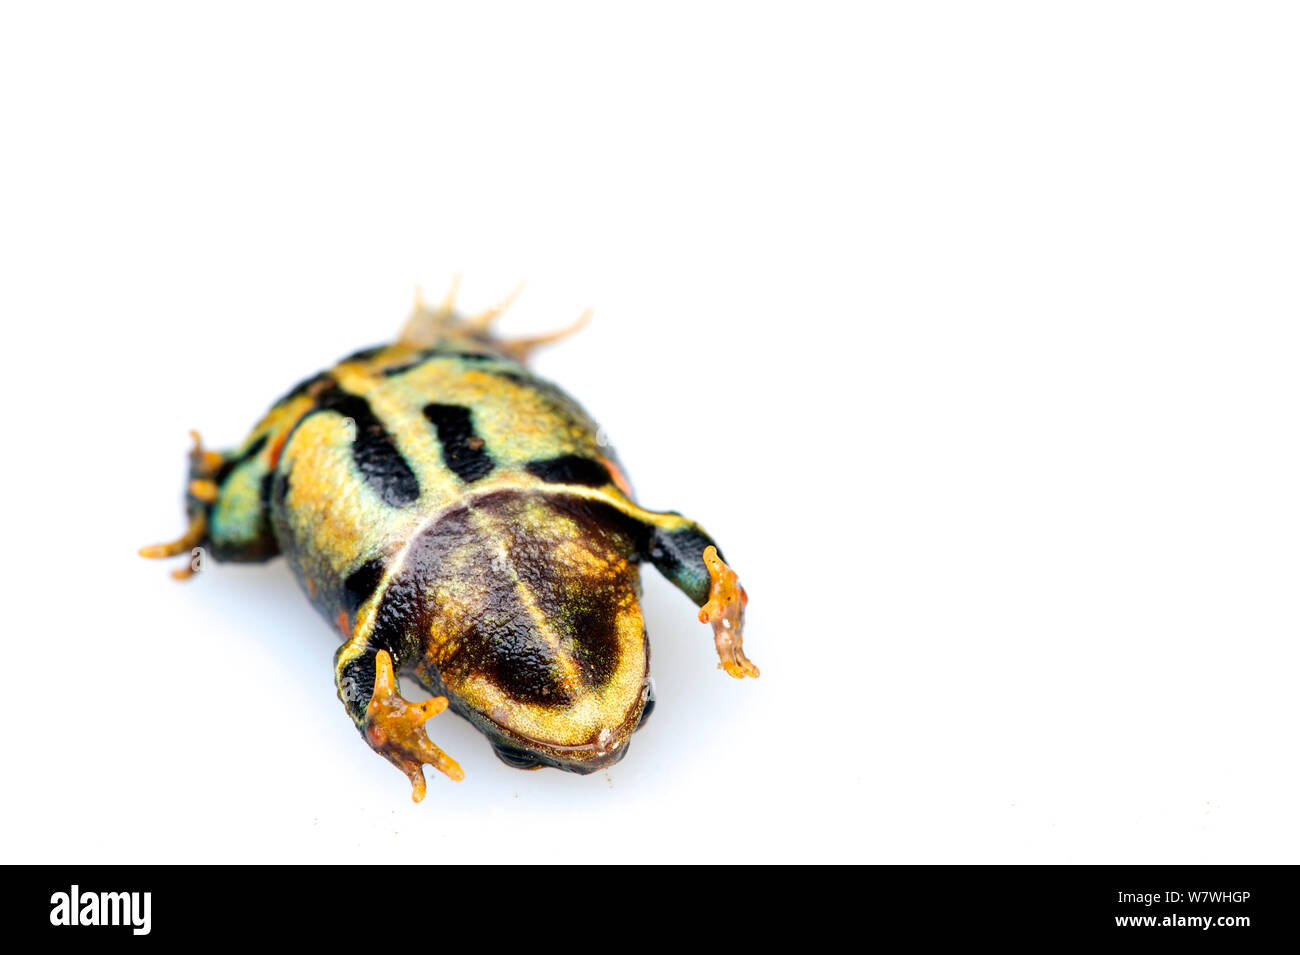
<box><xmin>443</xmin><ymin>591</ymin><xmax>652</xmax><ymax>775</ymax></box>
<box><xmin>418</xmin><ymin>490</ymin><xmax>654</xmax><ymax>774</ymax></box>
<box><xmin>478</xmin><ymin>665</ymin><xmax>654</xmax><ymax>775</ymax></box>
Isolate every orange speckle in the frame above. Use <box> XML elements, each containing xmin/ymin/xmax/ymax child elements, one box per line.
<box><xmin>602</xmin><ymin>457</ymin><xmax>634</xmax><ymax>498</ymax></box>
<box><xmin>336</xmin><ymin>611</ymin><xmax>352</xmax><ymax>638</ymax></box>
<box><xmin>268</xmin><ymin>431</ymin><xmax>289</xmax><ymax>469</ymax></box>
<box><xmin>187</xmin><ymin>478</ymin><xmax>220</xmax><ymax>503</ymax></box>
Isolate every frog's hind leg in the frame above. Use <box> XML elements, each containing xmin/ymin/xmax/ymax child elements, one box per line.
<box><xmin>398</xmin><ymin>276</ymin><xmax>528</xmax><ymax>348</ymax></box>
<box><xmin>496</xmin><ymin>307</ymin><xmax>593</xmax><ymax>364</ymax></box>
<box><xmin>615</xmin><ymin>501</ymin><xmax>759</xmax><ymax>679</ymax></box>
<box><xmin>398</xmin><ymin>275</ymin><xmax>463</xmax><ymax>349</ymax></box>
<box><xmin>139</xmin><ymin>428</ymin><xmax>281</xmax><ymax>579</ymax></box>
<box><xmin>461</xmin><ymin>279</ymin><xmax>525</xmax><ymax>335</ymax></box>
<box><xmin>399</xmin><ymin>277</ymin><xmax>591</xmax><ymax>362</ymax></box>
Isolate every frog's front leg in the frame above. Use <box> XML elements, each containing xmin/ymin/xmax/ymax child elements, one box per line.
<box><xmin>139</xmin><ymin>429</ymin><xmax>281</xmax><ymax>579</ymax></box>
<box><xmin>335</xmin><ymin>644</ymin><xmax>464</xmax><ymax>801</ymax></box>
<box><xmin>627</xmin><ymin>506</ymin><xmax>759</xmax><ymax>679</ymax></box>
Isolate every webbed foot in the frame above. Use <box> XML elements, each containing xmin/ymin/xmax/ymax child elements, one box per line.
<box><xmin>699</xmin><ymin>545</ymin><xmax>759</xmax><ymax>678</ymax></box>
<box><xmin>364</xmin><ymin>650</ymin><xmax>465</xmax><ymax>801</ymax></box>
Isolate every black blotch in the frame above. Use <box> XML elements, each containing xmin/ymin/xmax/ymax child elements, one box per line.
<box><xmin>312</xmin><ymin>386</ymin><xmax>421</xmax><ymax>507</ymax></box>
<box><xmin>243</xmin><ymin>433</ymin><xmax>269</xmax><ymax>459</ymax></box>
<box><xmin>492</xmin><ymin>744</ymin><xmax>542</xmax><ymax>770</ymax></box>
<box><xmin>342</xmin><ymin>557</ymin><xmax>387</xmax><ymax>616</ymax></box>
<box><xmin>422</xmin><ymin>403</ymin><xmax>495</xmax><ymax>483</ymax></box>
<box><xmin>525</xmin><ymin>454</ymin><xmax>612</xmax><ymax>487</ymax></box>
<box><xmin>272</xmin><ymin>469</ymin><xmax>292</xmax><ymax>506</ymax></box>
<box><xmin>259</xmin><ymin>472</ymin><xmax>274</xmax><ymax>508</ymax></box>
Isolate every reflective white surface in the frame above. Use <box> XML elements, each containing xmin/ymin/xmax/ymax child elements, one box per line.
<box><xmin>3</xmin><ymin>1</ymin><xmax>1298</xmax><ymax>863</ymax></box>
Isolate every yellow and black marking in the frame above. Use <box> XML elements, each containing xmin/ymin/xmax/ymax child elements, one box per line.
<box><xmin>141</xmin><ymin>289</ymin><xmax>757</xmax><ymax>800</ymax></box>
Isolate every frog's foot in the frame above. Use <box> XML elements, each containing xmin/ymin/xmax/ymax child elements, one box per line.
<box><xmin>698</xmin><ymin>545</ymin><xmax>759</xmax><ymax>679</ymax></box>
<box><xmin>399</xmin><ymin>275</ymin><xmax>465</xmax><ymax>348</ymax></box>
<box><xmin>139</xmin><ymin>431</ymin><xmax>224</xmax><ymax>580</ymax></box>
<box><xmin>364</xmin><ymin>650</ymin><xmax>465</xmax><ymax>802</ymax></box>
<box><xmin>397</xmin><ymin>279</ymin><xmax>589</xmax><ymax>362</ymax></box>
<box><xmin>453</xmin><ymin>280</ymin><xmax>589</xmax><ymax>362</ymax></box>
<box><xmin>138</xmin><ymin>510</ymin><xmax>207</xmax><ymax>580</ymax></box>
<box><xmin>463</xmin><ymin>280</ymin><xmax>526</xmax><ymax>333</ymax></box>
<box><xmin>498</xmin><ymin>308</ymin><xmax>593</xmax><ymax>363</ymax></box>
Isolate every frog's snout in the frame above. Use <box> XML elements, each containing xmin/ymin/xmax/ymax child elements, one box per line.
<box><xmin>488</xmin><ymin>686</ymin><xmax>649</xmax><ymax>775</ymax></box>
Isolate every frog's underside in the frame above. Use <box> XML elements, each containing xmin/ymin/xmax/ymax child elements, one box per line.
<box><xmin>142</xmin><ymin>286</ymin><xmax>757</xmax><ymax>801</ymax></box>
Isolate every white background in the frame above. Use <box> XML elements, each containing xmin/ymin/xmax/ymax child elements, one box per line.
<box><xmin>2</xmin><ymin>2</ymin><xmax>1297</xmax><ymax>864</ymax></box>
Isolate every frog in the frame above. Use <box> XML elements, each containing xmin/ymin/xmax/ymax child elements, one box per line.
<box><xmin>140</xmin><ymin>282</ymin><xmax>758</xmax><ymax>801</ymax></box>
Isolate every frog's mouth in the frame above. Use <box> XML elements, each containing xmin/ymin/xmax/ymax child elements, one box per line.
<box><xmin>465</xmin><ymin>677</ymin><xmax>653</xmax><ymax>774</ymax></box>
